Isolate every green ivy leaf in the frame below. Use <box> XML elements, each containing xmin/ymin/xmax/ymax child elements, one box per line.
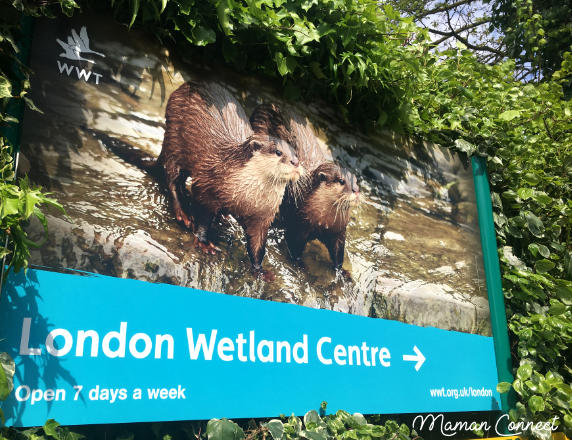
<box><xmin>502</xmin><ymin>246</ymin><xmax>526</xmax><ymax>269</ymax></box>
<box><xmin>43</xmin><ymin>419</ymin><xmax>60</xmax><ymax>438</ymax></box>
<box><xmin>454</xmin><ymin>138</ymin><xmax>477</xmax><ymax>155</ymax></box>
<box><xmin>2</xmin><ymin>196</ymin><xmax>19</xmax><ymax>216</ymax></box>
<box><xmin>275</xmin><ymin>52</ymin><xmax>288</xmax><ymax>76</ymax></box>
<box><xmin>532</xmin><ymin>192</ymin><xmax>552</xmax><ymax>206</ymax></box>
<box><xmin>263</xmin><ymin>420</ymin><xmax>284</xmax><ymax>440</ymax></box>
<box><xmin>502</xmin><ymin>190</ymin><xmax>518</xmax><ymax>200</ymax></box>
<box><xmin>517</xmin><ymin>187</ymin><xmax>534</xmax><ymax>200</ymax></box>
<box><xmin>524</xmin><ymin>211</ymin><xmax>545</xmax><ymax>237</ymax></box>
<box><xmin>285</xmin><ymin>56</ymin><xmax>298</xmax><ymax>74</ymax></box>
<box><xmin>499</xmin><ymin>109</ymin><xmax>521</xmax><ymax>121</ymax></box>
<box><xmin>301</xmin><ymin>0</ymin><xmax>318</xmax><ymax>12</ymax></box>
<box><xmin>497</xmin><ymin>382</ymin><xmax>512</xmax><ymax>393</ymax></box>
<box><xmin>538</xmin><ymin>244</ymin><xmax>550</xmax><ymax>258</ymax></box>
<box><xmin>517</xmin><ymin>364</ymin><xmax>533</xmax><ymax>380</ymax></box>
<box><xmin>216</xmin><ymin>1</ymin><xmax>232</xmax><ymax>34</ymax></box>
<box><xmin>352</xmin><ymin>413</ymin><xmax>367</xmax><ymax>426</ymax></box>
<box><xmin>59</xmin><ymin>0</ymin><xmax>79</xmax><ymax>17</ymax></box>
<box><xmin>529</xmin><ymin>243</ymin><xmax>550</xmax><ymax>258</ymax></box>
<box><xmin>528</xmin><ymin>395</ymin><xmax>545</xmax><ymax>413</ymax></box>
<box><xmin>303</xmin><ymin>410</ymin><xmax>322</xmax><ymax>428</ymax></box>
<box><xmin>0</xmin><ymin>353</ymin><xmax>15</xmax><ymax>400</ymax></box>
<box><xmin>513</xmin><ymin>379</ymin><xmax>523</xmax><ymax>394</ymax></box>
<box><xmin>300</xmin><ymin>431</ymin><xmax>326</xmax><ymax>440</ymax></box>
<box><xmin>548</xmin><ymin>300</ymin><xmax>566</xmax><ymax>315</ymax></box>
<box><xmin>193</xmin><ymin>26</ymin><xmax>216</xmax><ymax>46</ymax></box>
<box><xmin>554</xmin><ymin>282</ymin><xmax>572</xmax><ymax>304</ymax></box>
<box><xmin>535</xmin><ymin>259</ymin><xmax>555</xmax><ymax>273</ymax></box>
<box><xmin>523</xmin><ymin>172</ymin><xmax>541</xmax><ymax>185</ymax></box>
<box><xmin>207</xmin><ymin>419</ymin><xmax>245</xmax><ymax>440</ymax></box>
<box><xmin>528</xmin><ymin>243</ymin><xmax>539</xmax><ymax>257</ymax></box>
<box><xmin>0</xmin><ymin>75</ymin><xmax>12</xmax><ymax>98</ymax></box>
<box><xmin>288</xmin><ymin>415</ymin><xmax>303</xmax><ymax>434</ymax></box>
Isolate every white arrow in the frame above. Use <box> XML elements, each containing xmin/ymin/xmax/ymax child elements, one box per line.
<box><xmin>403</xmin><ymin>346</ymin><xmax>426</xmax><ymax>371</ymax></box>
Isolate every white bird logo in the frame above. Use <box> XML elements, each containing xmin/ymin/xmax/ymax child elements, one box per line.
<box><xmin>56</xmin><ymin>26</ymin><xmax>105</xmax><ymax>64</ymax></box>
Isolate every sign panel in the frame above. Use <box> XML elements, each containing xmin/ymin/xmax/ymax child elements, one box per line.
<box><xmin>1</xmin><ymin>13</ymin><xmax>503</xmax><ymax>426</ymax></box>
<box><xmin>2</xmin><ymin>269</ymin><xmax>500</xmax><ymax>426</ymax></box>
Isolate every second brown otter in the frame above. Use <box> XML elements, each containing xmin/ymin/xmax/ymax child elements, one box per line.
<box><xmin>250</xmin><ymin>104</ymin><xmax>360</xmax><ymax>276</ymax></box>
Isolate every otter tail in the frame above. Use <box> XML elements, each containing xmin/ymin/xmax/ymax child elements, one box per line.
<box><xmin>86</xmin><ymin>128</ymin><xmax>160</xmax><ymax>176</ymax></box>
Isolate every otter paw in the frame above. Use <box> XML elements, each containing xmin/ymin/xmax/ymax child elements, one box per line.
<box><xmin>194</xmin><ymin>238</ymin><xmax>220</xmax><ymax>255</ymax></box>
<box><xmin>176</xmin><ymin>209</ymin><xmax>193</xmax><ymax>229</ymax></box>
<box><xmin>206</xmin><ymin>242</ymin><xmax>221</xmax><ymax>254</ymax></box>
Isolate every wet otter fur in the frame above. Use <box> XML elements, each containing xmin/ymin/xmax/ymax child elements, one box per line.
<box><xmin>90</xmin><ymin>82</ymin><xmax>301</xmax><ymax>279</ymax></box>
<box><xmin>250</xmin><ymin>104</ymin><xmax>359</xmax><ymax>276</ymax></box>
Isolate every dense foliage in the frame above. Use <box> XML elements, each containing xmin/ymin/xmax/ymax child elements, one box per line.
<box><xmin>491</xmin><ymin>0</ymin><xmax>572</xmax><ymax>84</ymax></box>
<box><xmin>218</xmin><ymin>411</ymin><xmax>419</xmax><ymax>440</ymax></box>
<box><xmin>0</xmin><ymin>0</ymin><xmax>571</xmax><ymax>439</ymax></box>
<box><xmin>102</xmin><ymin>0</ymin><xmax>425</xmax><ymax>130</ymax></box>
<box><xmin>386</xmin><ymin>0</ymin><xmax>572</xmax><ymax>87</ymax></box>
<box><xmin>0</xmin><ymin>2</ymin><xmax>64</xmax><ymax>284</ymax></box>
<box><xmin>0</xmin><ymin>411</ymin><xmax>420</xmax><ymax>440</ymax></box>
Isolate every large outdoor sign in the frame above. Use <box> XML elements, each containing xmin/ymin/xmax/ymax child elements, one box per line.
<box><xmin>0</xmin><ymin>13</ymin><xmax>508</xmax><ymax>427</ymax></box>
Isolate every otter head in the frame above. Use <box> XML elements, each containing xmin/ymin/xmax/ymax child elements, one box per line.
<box><xmin>250</xmin><ymin>103</ymin><xmax>296</xmax><ymax>148</ymax></box>
<box><xmin>312</xmin><ymin>162</ymin><xmax>359</xmax><ymax>204</ymax></box>
<box><xmin>303</xmin><ymin>162</ymin><xmax>359</xmax><ymax>229</ymax></box>
<box><xmin>245</xmin><ymin>134</ymin><xmax>302</xmax><ymax>184</ymax></box>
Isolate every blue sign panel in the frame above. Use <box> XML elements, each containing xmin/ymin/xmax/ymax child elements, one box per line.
<box><xmin>1</xmin><ymin>268</ymin><xmax>500</xmax><ymax>426</ymax></box>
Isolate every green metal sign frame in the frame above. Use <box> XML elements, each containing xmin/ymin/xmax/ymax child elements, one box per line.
<box><xmin>473</xmin><ymin>156</ymin><xmax>515</xmax><ymax>413</ymax></box>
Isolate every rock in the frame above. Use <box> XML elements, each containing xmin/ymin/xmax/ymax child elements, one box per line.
<box><xmin>383</xmin><ymin>231</ymin><xmax>405</xmax><ymax>241</ymax></box>
<box><xmin>373</xmin><ymin>277</ymin><xmax>491</xmax><ymax>335</ymax></box>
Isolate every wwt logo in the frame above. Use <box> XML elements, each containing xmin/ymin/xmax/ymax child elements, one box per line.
<box><xmin>56</xmin><ymin>26</ymin><xmax>105</xmax><ymax>85</ymax></box>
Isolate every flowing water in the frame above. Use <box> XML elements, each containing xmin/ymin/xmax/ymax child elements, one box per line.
<box><xmin>20</xmin><ymin>15</ymin><xmax>490</xmax><ymax>335</ymax></box>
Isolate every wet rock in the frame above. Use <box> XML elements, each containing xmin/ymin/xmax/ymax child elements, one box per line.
<box><xmin>383</xmin><ymin>231</ymin><xmax>405</xmax><ymax>241</ymax></box>
<box><xmin>373</xmin><ymin>277</ymin><xmax>491</xmax><ymax>335</ymax></box>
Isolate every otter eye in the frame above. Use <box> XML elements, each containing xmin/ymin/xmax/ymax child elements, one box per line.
<box><xmin>338</xmin><ymin>178</ymin><xmax>346</xmax><ymax>185</ymax></box>
<box><xmin>275</xmin><ymin>149</ymin><xmax>283</xmax><ymax>157</ymax></box>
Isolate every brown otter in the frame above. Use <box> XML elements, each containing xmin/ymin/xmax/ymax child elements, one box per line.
<box><xmin>90</xmin><ymin>82</ymin><xmax>301</xmax><ymax>279</ymax></box>
<box><xmin>250</xmin><ymin>104</ymin><xmax>359</xmax><ymax>276</ymax></box>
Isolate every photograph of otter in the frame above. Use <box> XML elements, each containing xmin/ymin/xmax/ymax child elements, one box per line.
<box><xmin>21</xmin><ymin>15</ymin><xmax>492</xmax><ymax>336</ymax></box>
